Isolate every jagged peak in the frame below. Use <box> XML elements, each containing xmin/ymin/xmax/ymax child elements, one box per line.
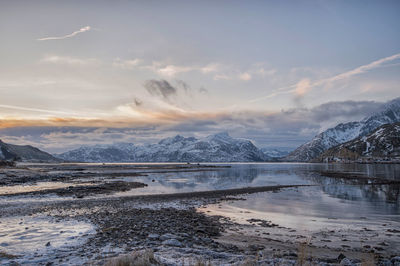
<box><xmin>362</xmin><ymin>97</ymin><xmax>400</xmax><ymax>123</ymax></box>
<box><xmin>207</xmin><ymin>132</ymin><xmax>231</xmax><ymax>140</ymax></box>
<box><xmin>158</xmin><ymin>135</ymin><xmax>196</xmax><ymax>145</ymax></box>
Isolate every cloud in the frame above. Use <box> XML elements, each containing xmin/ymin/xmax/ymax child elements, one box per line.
<box><xmin>0</xmin><ymin>99</ymin><xmax>388</xmax><ymax>152</ymax></box>
<box><xmin>133</xmin><ymin>98</ymin><xmax>143</xmax><ymax>106</ymax></box>
<box><xmin>213</xmin><ymin>74</ymin><xmax>231</xmax><ymax>81</ymax></box>
<box><xmin>139</xmin><ymin>61</ymin><xmax>272</xmax><ymax>82</ymax></box>
<box><xmin>328</xmin><ymin>53</ymin><xmax>400</xmax><ymax>82</ymax></box>
<box><xmin>294</xmin><ymin>78</ymin><xmax>311</xmax><ymax>97</ymax></box>
<box><xmin>176</xmin><ymin>80</ymin><xmax>190</xmax><ymax>93</ymax></box>
<box><xmin>157</xmin><ymin>65</ymin><xmax>193</xmax><ymax>77</ymax></box>
<box><xmin>142</xmin><ymin>61</ymin><xmax>230</xmax><ymax>78</ymax></box>
<box><xmin>37</xmin><ymin>26</ymin><xmax>91</xmax><ymax>41</ymax></box>
<box><xmin>257</xmin><ymin>68</ymin><xmax>276</xmax><ymax>77</ymax></box>
<box><xmin>142</xmin><ymin>62</ymin><xmax>193</xmax><ymax>77</ymax></box>
<box><xmin>41</xmin><ymin>55</ymin><xmax>100</xmax><ymax>65</ymax></box>
<box><xmin>200</xmin><ymin>63</ymin><xmax>222</xmax><ymax>73</ymax></box>
<box><xmin>144</xmin><ymin>79</ymin><xmax>177</xmax><ymax>99</ymax></box>
<box><xmin>0</xmin><ymin>103</ymin><xmax>78</xmax><ymax>116</ymax></box>
<box><xmin>249</xmin><ymin>52</ymin><xmax>400</xmax><ymax>103</ymax></box>
<box><xmin>199</xmin><ymin>87</ymin><xmax>208</xmax><ymax>94</ymax></box>
<box><xmin>112</xmin><ymin>58</ymin><xmax>142</xmax><ymax>69</ymax></box>
<box><xmin>309</xmin><ymin>100</ymin><xmax>382</xmax><ymax>124</ymax></box>
<box><xmin>239</xmin><ymin>72</ymin><xmax>252</xmax><ymax>81</ymax></box>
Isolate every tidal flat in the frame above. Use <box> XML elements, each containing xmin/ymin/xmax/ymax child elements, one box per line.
<box><xmin>0</xmin><ymin>163</ymin><xmax>399</xmax><ymax>265</ymax></box>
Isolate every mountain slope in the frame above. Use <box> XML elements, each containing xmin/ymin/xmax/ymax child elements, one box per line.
<box><xmin>0</xmin><ymin>139</ymin><xmax>60</xmax><ymax>162</ymax></box>
<box><xmin>317</xmin><ymin>122</ymin><xmax>400</xmax><ymax>162</ymax></box>
<box><xmin>261</xmin><ymin>148</ymin><xmax>290</xmax><ymax>158</ymax></box>
<box><xmin>286</xmin><ymin>97</ymin><xmax>400</xmax><ymax>161</ymax></box>
<box><xmin>57</xmin><ymin>132</ymin><xmax>270</xmax><ymax>162</ymax></box>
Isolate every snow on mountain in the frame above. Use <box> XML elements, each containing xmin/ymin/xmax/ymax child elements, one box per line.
<box><xmin>56</xmin><ymin>143</ymin><xmax>137</xmax><ymax>162</ymax></box>
<box><xmin>317</xmin><ymin>122</ymin><xmax>400</xmax><ymax>161</ymax></box>
<box><xmin>57</xmin><ymin>132</ymin><xmax>270</xmax><ymax>162</ymax></box>
<box><xmin>359</xmin><ymin>97</ymin><xmax>400</xmax><ymax>136</ymax></box>
<box><xmin>0</xmin><ymin>139</ymin><xmax>60</xmax><ymax>162</ymax></box>
<box><xmin>261</xmin><ymin>148</ymin><xmax>290</xmax><ymax>158</ymax></box>
<box><xmin>286</xmin><ymin>97</ymin><xmax>400</xmax><ymax>161</ymax></box>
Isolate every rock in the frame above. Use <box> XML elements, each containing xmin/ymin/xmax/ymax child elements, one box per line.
<box><xmin>162</xmin><ymin>239</ymin><xmax>183</xmax><ymax>247</ymax></box>
<box><xmin>148</xmin><ymin>233</ymin><xmax>159</xmax><ymax>240</ymax></box>
<box><xmin>249</xmin><ymin>244</ymin><xmax>265</xmax><ymax>251</ymax></box>
<box><xmin>340</xmin><ymin>258</ymin><xmax>354</xmax><ymax>266</ymax></box>
<box><xmin>380</xmin><ymin>259</ymin><xmax>392</xmax><ymax>266</ymax></box>
<box><xmin>160</xmin><ymin>233</ymin><xmax>178</xmax><ymax>241</ymax></box>
<box><xmin>391</xmin><ymin>256</ymin><xmax>400</xmax><ymax>265</ymax></box>
<box><xmin>179</xmin><ymin>233</ymin><xmax>190</xmax><ymax>238</ymax></box>
<box><xmin>337</xmin><ymin>253</ymin><xmax>346</xmax><ymax>261</ymax></box>
<box><xmin>45</xmin><ymin>242</ymin><xmax>51</xmax><ymax>247</ymax></box>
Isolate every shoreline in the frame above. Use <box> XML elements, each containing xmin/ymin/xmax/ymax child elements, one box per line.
<box><xmin>0</xmin><ymin>163</ymin><xmax>399</xmax><ymax>265</ymax></box>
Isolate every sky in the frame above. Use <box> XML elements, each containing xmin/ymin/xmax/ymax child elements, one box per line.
<box><xmin>0</xmin><ymin>0</ymin><xmax>399</xmax><ymax>153</ymax></box>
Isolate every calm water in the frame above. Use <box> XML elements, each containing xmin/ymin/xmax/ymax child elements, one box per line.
<box><xmin>3</xmin><ymin>163</ymin><xmax>399</xmax><ymax>213</ymax></box>
<box><xmin>115</xmin><ymin>163</ymin><xmax>400</xmax><ymax>209</ymax></box>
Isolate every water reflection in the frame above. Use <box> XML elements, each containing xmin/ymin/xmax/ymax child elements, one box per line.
<box><xmin>2</xmin><ymin>163</ymin><xmax>399</xmax><ymax>216</ymax></box>
<box><xmin>122</xmin><ymin>163</ymin><xmax>399</xmax><ymax>206</ymax></box>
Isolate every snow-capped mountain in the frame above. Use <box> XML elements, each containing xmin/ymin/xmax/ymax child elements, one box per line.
<box><xmin>57</xmin><ymin>132</ymin><xmax>270</xmax><ymax>162</ymax></box>
<box><xmin>286</xmin><ymin>97</ymin><xmax>400</xmax><ymax>161</ymax></box>
<box><xmin>317</xmin><ymin>122</ymin><xmax>400</xmax><ymax>161</ymax></box>
<box><xmin>261</xmin><ymin>148</ymin><xmax>290</xmax><ymax>158</ymax></box>
<box><xmin>0</xmin><ymin>139</ymin><xmax>60</xmax><ymax>162</ymax></box>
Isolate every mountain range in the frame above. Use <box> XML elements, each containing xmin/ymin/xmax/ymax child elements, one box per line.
<box><xmin>57</xmin><ymin>132</ymin><xmax>270</xmax><ymax>162</ymax></box>
<box><xmin>316</xmin><ymin>122</ymin><xmax>400</xmax><ymax>162</ymax></box>
<box><xmin>2</xmin><ymin>97</ymin><xmax>400</xmax><ymax>163</ymax></box>
<box><xmin>0</xmin><ymin>139</ymin><xmax>59</xmax><ymax>162</ymax></box>
<box><xmin>285</xmin><ymin>97</ymin><xmax>400</xmax><ymax>161</ymax></box>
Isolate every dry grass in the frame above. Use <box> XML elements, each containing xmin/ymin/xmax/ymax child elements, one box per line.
<box><xmin>192</xmin><ymin>260</ymin><xmax>212</xmax><ymax>266</ymax></box>
<box><xmin>240</xmin><ymin>258</ymin><xmax>258</xmax><ymax>266</ymax></box>
<box><xmin>104</xmin><ymin>251</ymin><xmax>268</xmax><ymax>266</ymax></box>
<box><xmin>297</xmin><ymin>238</ymin><xmax>312</xmax><ymax>266</ymax></box>
<box><xmin>177</xmin><ymin>257</ymin><xmax>213</xmax><ymax>266</ymax></box>
<box><xmin>105</xmin><ymin>249</ymin><xmax>161</xmax><ymax>266</ymax></box>
<box><xmin>361</xmin><ymin>253</ymin><xmax>376</xmax><ymax>266</ymax></box>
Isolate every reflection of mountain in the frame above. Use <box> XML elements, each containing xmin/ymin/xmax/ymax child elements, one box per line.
<box><xmin>207</xmin><ymin>167</ymin><xmax>260</xmax><ymax>188</ymax></box>
<box><xmin>299</xmin><ymin>172</ymin><xmax>400</xmax><ymax>208</ymax></box>
<box><xmin>321</xmin><ymin>184</ymin><xmax>400</xmax><ymax>212</ymax></box>
<box><xmin>146</xmin><ymin>166</ymin><xmax>260</xmax><ymax>190</ymax></box>
<box><xmin>138</xmin><ymin>164</ymin><xmax>400</xmax><ymax>212</ymax></box>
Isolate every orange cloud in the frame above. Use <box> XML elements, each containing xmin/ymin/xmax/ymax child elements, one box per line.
<box><xmin>0</xmin><ymin>108</ymin><xmax>275</xmax><ymax>129</ymax></box>
<box><xmin>295</xmin><ymin>78</ymin><xmax>311</xmax><ymax>97</ymax></box>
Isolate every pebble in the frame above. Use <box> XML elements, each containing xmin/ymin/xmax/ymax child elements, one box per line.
<box><xmin>148</xmin><ymin>233</ymin><xmax>160</xmax><ymax>240</ymax></box>
<box><xmin>160</xmin><ymin>233</ymin><xmax>178</xmax><ymax>241</ymax></box>
<box><xmin>162</xmin><ymin>239</ymin><xmax>183</xmax><ymax>247</ymax></box>
<box><xmin>340</xmin><ymin>258</ymin><xmax>354</xmax><ymax>266</ymax></box>
<box><xmin>391</xmin><ymin>256</ymin><xmax>400</xmax><ymax>264</ymax></box>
